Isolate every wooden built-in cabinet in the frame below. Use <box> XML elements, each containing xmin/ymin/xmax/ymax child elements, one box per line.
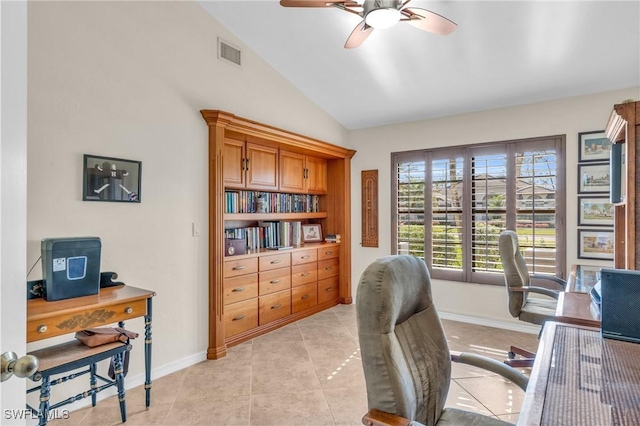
<box><xmin>605</xmin><ymin>100</ymin><xmax>640</xmax><ymax>270</ymax></box>
<box><xmin>202</xmin><ymin>110</ymin><xmax>356</xmax><ymax>359</ymax></box>
<box><xmin>279</xmin><ymin>150</ymin><xmax>328</xmax><ymax>194</ymax></box>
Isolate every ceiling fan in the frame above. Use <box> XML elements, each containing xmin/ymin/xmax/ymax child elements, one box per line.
<box><xmin>279</xmin><ymin>0</ymin><xmax>457</xmax><ymax>48</ymax></box>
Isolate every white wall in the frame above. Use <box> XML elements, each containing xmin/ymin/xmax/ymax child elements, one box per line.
<box><xmin>349</xmin><ymin>87</ymin><xmax>640</xmax><ymax>325</ymax></box>
<box><xmin>26</xmin><ymin>0</ymin><xmax>347</xmax><ymax>407</ymax></box>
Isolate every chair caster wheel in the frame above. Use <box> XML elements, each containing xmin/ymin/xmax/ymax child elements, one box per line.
<box><xmin>508</xmin><ymin>351</ymin><xmax>516</xmax><ymax>359</ymax></box>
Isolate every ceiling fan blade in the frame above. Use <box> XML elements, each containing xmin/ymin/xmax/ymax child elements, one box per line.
<box><xmin>344</xmin><ymin>21</ymin><xmax>373</xmax><ymax>49</ymax></box>
<box><xmin>280</xmin><ymin>0</ymin><xmax>357</xmax><ymax>7</ymax></box>
<box><xmin>402</xmin><ymin>7</ymin><xmax>457</xmax><ymax>35</ymax></box>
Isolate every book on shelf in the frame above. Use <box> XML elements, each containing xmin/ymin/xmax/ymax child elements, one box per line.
<box><xmin>224</xmin><ymin>190</ymin><xmax>321</xmax><ymax>214</ymax></box>
<box><xmin>325</xmin><ymin>233</ymin><xmax>341</xmax><ymax>243</ymax></box>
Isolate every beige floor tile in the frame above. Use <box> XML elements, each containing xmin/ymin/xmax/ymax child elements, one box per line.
<box><xmin>323</xmin><ymin>386</ymin><xmax>368</xmax><ymax>426</ymax></box>
<box><xmin>251</xmin><ymin>360</ymin><xmax>321</xmax><ymax>395</ymax></box>
<box><xmin>496</xmin><ymin>412</ymin><xmax>521</xmax><ymax>422</ymax></box>
<box><xmin>305</xmin><ymin>339</ymin><xmax>364</xmax><ymax>389</ymax></box>
<box><xmin>164</xmin><ymin>395</ymin><xmax>250</xmax><ymax>425</ymax></box>
<box><xmin>47</xmin><ymin>406</ymin><xmax>89</xmax><ymax>426</ymax></box>
<box><xmin>445</xmin><ymin>380</ymin><xmax>493</xmax><ymax>416</ymax></box>
<box><xmin>176</xmin><ymin>363</ymin><xmax>252</xmax><ymax>401</ymax></box>
<box><xmin>252</xmin><ymin>339</ymin><xmax>310</xmax><ymax>365</ymax></box>
<box><xmin>297</xmin><ymin>310</ymin><xmax>341</xmax><ymax>326</ymax></box>
<box><xmin>299</xmin><ymin>322</ymin><xmax>355</xmax><ymax>342</ymax></box>
<box><xmin>252</xmin><ymin>323</ymin><xmax>303</xmax><ymax>342</ymax></box>
<box><xmin>250</xmin><ymin>390</ymin><xmax>334</xmax><ymax>425</ymax></box>
<box><xmin>450</xmin><ymin>359</ymin><xmax>499</xmax><ymax>379</ymax></box>
<box><xmin>455</xmin><ymin>375</ymin><xmax>526</xmax><ymax>416</ymax></box>
<box><xmin>226</xmin><ymin>340</ymin><xmax>254</xmax><ymax>362</ymax></box>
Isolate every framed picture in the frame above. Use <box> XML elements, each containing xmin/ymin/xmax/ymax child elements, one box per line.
<box><xmin>575</xmin><ymin>265</ymin><xmax>603</xmax><ymax>292</ymax></box>
<box><xmin>301</xmin><ymin>223</ymin><xmax>323</xmax><ymax>242</ymax></box>
<box><xmin>578</xmin><ymin>229</ymin><xmax>614</xmax><ymax>260</ymax></box>
<box><xmin>83</xmin><ymin>154</ymin><xmax>142</xmax><ymax>202</ymax></box>
<box><xmin>579</xmin><ymin>131</ymin><xmax>612</xmax><ymax>162</ymax></box>
<box><xmin>578</xmin><ymin>196</ymin><xmax>614</xmax><ymax>227</ymax></box>
<box><xmin>578</xmin><ymin>163</ymin><xmax>610</xmax><ymax>194</ymax></box>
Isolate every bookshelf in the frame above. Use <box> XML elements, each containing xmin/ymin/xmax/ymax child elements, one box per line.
<box><xmin>201</xmin><ymin>110</ymin><xmax>356</xmax><ymax>359</ymax></box>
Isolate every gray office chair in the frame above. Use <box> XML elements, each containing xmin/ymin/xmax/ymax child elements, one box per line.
<box><xmin>356</xmin><ymin>255</ymin><xmax>528</xmax><ymax>426</ymax></box>
<box><xmin>498</xmin><ymin>230</ymin><xmax>566</xmax><ymax>367</ymax></box>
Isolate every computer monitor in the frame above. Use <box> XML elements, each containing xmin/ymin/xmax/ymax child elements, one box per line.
<box><xmin>601</xmin><ymin>268</ymin><xmax>640</xmax><ymax>343</ymax></box>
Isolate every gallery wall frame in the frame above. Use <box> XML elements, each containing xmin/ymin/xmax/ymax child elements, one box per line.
<box><xmin>578</xmin><ymin>196</ymin><xmax>614</xmax><ymax>227</ymax></box>
<box><xmin>578</xmin><ymin>130</ymin><xmax>612</xmax><ymax>163</ymax></box>
<box><xmin>578</xmin><ymin>162</ymin><xmax>610</xmax><ymax>194</ymax></box>
<box><xmin>578</xmin><ymin>229</ymin><xmax>614</xmax><ymax>260</ymax></box>
<box><xmin>83</xmin><ymin>154</ymin><xmax>142</xmax><ymax>202</ymax></box>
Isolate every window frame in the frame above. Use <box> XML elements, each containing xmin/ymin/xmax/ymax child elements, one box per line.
<box><xmin>391</xmin><ymin>135</ymin><xmax>566</xmax><ymax>285</ymax></box>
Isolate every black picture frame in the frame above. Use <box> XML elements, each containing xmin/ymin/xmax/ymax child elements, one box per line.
<box><xmin>301</xmin><ymin>223</ymin><xmax>322</xmax><ymax>242</ymax></box>
<box><xmin>83</xmin><ymin>154</ymin><xmax>142</xmax><ymax>202</ymax></box>
<box><xmin>578</xmin><ymin>229</ymin><xmax>614</xmax><ymax>261</ymax></box>
<box><xmin>578</xmin><ymin>162</ymin><xmax>610</xmax><ymax>194</ymax></box>
<box><xmin>577</xmin><ymin>196</ymin><xmax>614</xmax><ymax>227</ymax></box>
<box><xmin>578</xmin><ymin>130</ymin><xmax>611</xmax><ymax>163</ymax></box>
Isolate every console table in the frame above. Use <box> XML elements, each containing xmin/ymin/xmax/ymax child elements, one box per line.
<box><xmin>555</xmin><ymin>264</ymin><xmax>601</xmax><ymax>328</ymax></box>
<box><xmin>27</xmin><ymin>285</ymin><xmax>155</xmax><ymax>407</ymax></box>
<box><xmin>518</xmin><ymin>322</ymin><xmax>640</xmax><ymax>425</ymax></box>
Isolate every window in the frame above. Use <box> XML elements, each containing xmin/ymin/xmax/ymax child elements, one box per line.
<box><xmin>393</xmin><ymin>136</ymin><xmax>565</xmax><ymax>285</ymax></box>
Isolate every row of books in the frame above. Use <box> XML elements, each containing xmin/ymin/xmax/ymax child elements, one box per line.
<box><xmin>225</xmin><ymin>221</ymin><xmax>303</xmax><ymax>250</ymax></box>
<box><xmin>225</xmin><ymin>191</ymin><xmax>320</xmax><ymax>214</ymax></box>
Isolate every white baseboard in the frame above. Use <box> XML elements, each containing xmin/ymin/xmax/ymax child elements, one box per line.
<box><xmin>438</xmin><ymin>311</ymin><xmax>540</xmax><ymax>335</ymax></box>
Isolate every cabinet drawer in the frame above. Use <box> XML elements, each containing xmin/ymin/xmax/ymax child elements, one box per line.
<box><xmin>224</xmin><ymin>274</ymin><xmax>258</xmax><ymax>305</ymax></box>
<box><xmin>291</xmin><ymin>249</ymin><xmax>318</xmax><ymax>265</ymax></box>
<box><xmin>291</xmin><ymin>263</ymin><xmax>318</xmax><ymax>287</ymax></box>
<box><xmin>318</xmin><ymin>258</ymin><xmax>339</xmax><ymax>281</ymax></box>
<box><xmin>224</xmin><ymin>257</ymin><xmax>258</xmax><ymax>278</ymax></box>
<box><xmin>292</xmin><ymin>282</ymin><xmax>318</xmax><ymax>314</ymax></box>
<box><xmin>225</xmin><ymin>298</ymin><xmax>259</xmax><ymax>338</ymax></box>
<box><xmin>27</xmin><ymin>299</ymin><xmax>147</xmax><ymax>342</ymax></box>
<box><xmin>318</xmin><ymin>277</ymin><xmax>339</xmax><ymax>304</ymax></box>
<box><xmin>259</xmin><ymin>253</ymin><xmax>291</xmax><ymax>271</ymax></box>
<box><xmin>259</xmin><ymin>267</ymin><xmax>291</xmax><ymax>296</ymax></box>
<box><xmin>318</xmin><ymin>245</ymin><xmax>340</xmax><ymax>261</ymax></box>
<box><xmin>259</xmin><ymin>290</ymin><xmax>291</xmax><ymax>325</ymax></box>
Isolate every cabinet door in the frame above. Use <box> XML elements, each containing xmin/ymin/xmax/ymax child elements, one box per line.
<box><xmin>223</xmin><ymin>138</ymin><xmax>246</xmax><ymax>189</ymax></box>
<box><xmin>305</xmin><ymin>155</ymin><xmax>328</xmax><ymax>194</ymax></box>
<box><xmin>279</xmin><ymin>150</ymin><xmax>306</xmax><ymax>193</ymax></box>
<box><xmin>246</xmin><ymin>143</ymin><xmax>278</xmax><ymax>190</ymax></box>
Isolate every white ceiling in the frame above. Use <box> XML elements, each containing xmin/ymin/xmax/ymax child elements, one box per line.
<box><xmin>200</xmin><ymin>1</ymin><xmax>640</xmax><ymax>130</ymax></box>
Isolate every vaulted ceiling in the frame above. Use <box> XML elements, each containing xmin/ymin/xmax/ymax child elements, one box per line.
<box><xmin>200</xmin><ymin>1</ymin><xmax>640</xmax><ymax>130</ymax></box>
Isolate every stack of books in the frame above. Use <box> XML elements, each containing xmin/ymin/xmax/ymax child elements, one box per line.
<box><xmin>325</xmin><ymin>234</ymin><xmax>341</xmax><ymax>243</ymax></box>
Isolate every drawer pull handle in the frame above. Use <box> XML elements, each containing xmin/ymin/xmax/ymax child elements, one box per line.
<box><xmin>37</xmin><ymin>325</ymin><xmax>48</xmax><ymax>334</ymax></box>
<box><xmin>301</xmin><ymin>272</ymin><xmax>310</xmax><ymax>277</ymax></box>
<box><xmin>232</xmin><ymin>314</ymin><xmax>246</xmax><ymax>321</ymax></box>
<box><xmin>270</xmin><ymin>279</ymin><xmax>281</xmax><ymax>284</ymax></box>
<box><xmin>232</xmin><ymin>265</ymin><xmax>246</xmax><ymax>271</ymax></box>
<box><xmin>270</xmin><ymin>259</ymin><xmax>281</xmax><ymax>264</ymax></box>
<box><xmin>232</xmin><ymin>287</ymin><xmax>245</xmax><ymax>292</ymax></box>
<box><xmin>124</xmin><ymin>307</ymin><xmax>133</xmax><ymax>314</ymax></box>
<box><xmin>301</xmin><ymin>255</ymin><xmax>310</xmax><ymax>259</ymax></box>
<box><xmin>326</xmin><ymin>251</ymin><xmax>333</xmax><ymax>255</ymax></box>
<box><xmin>301</xmin><ymin>295</ymin><xmax>310</xmax><ymax>300</ymax></box>
<box><xmin>271</xmin><ymin>303</ymin><xmax>282</xmax><ymax>309</ymax></box>
<box><xmin>325</xmin><ymin>286</ymin><xmax>333</xmax><ymax>291</ymax></box>
<box><xmin>325</xmin><ymin>267</ymin><xmax>333</xmax><ymax>271</ymax></box>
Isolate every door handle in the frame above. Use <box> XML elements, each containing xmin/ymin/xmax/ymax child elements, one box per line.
<box><xmin>1</xmin><ymin>352</ymin><xmax>39</xmax><ymax>382</ymax></box>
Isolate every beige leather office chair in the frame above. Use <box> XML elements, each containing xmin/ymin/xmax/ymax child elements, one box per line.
<box><xmin>357</xmin><ymin>255</ymin><xmax>528</xmax><ymax>426</ymax></box>
<box><xmin>498</xmin><ymin>230</ymin><xmax>566</xmax><ymax>367</ymax></box>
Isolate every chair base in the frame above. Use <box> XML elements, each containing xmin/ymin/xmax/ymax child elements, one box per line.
<box><xmin>504</xmin><ymin>345</ymin><xmax>535</xmax><ymax>368</ymax></box>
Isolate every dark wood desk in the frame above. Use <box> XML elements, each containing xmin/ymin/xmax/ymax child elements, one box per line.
<box><xmin>27</xmin><ymin>285</ymin><xmax>155</xmax><ymax>407</ymax></box>
<box><xmin>555</xmin><ymin>265</ymin><xmax>601</xmax><ymax>327</ymax></box>
<box><xmin>518</xmin><ymin>322</ymin><xmax>640</xmax><ymax>426</ymax></box>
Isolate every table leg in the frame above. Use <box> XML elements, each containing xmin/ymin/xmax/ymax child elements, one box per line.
<box><xmin>144</xmin><ymin>297</ymin><xmax>153</xmax><ymax>407</ymax></box>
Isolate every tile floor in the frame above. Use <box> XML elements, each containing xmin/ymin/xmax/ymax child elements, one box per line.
<box><xmin>50</xmin><ymin>304</ymin><xmax>539</xmax><ymax>425</ymax></box>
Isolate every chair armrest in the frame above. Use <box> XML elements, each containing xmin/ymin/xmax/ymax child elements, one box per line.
<box><xmin>450</xmin><ymin>351</ymin><xmax>529</xmax><ymax>391</ymax></box>
<box><xmin>509</xmin><ymin>286</ymin><xmax>560</xmax><ymax>299</ymax></box>
<box><xmin>362</xmin><ymin>408</ymin><xmax>417</xmax><ymax>426</ymax></box>
<box><xmin>530</xmin><ymin>273</ymin><xmax>566</xmax><ymax>290</ymax></box>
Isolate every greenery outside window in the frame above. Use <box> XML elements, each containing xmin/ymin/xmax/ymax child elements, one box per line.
<box><xmin>393</xmin><ymin>136</ymin><xmax>566</xmax><ymax>285</ymax></box>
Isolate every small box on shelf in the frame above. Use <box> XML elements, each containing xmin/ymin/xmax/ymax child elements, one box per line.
<box><xmin>325</xmin><ymin>234</ymin><xmax>341</xmax><ymax>243</ymax></box>
<box><xmin>225</xmin><ymin>238</ymin><xmax>246</xmax><ymax>256</ymax></box>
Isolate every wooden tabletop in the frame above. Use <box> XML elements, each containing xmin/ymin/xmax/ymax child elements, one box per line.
<box><xmin>555</xmin><ymin>292</ymin><xmax>601</xmax><ymax>328</ymax></box>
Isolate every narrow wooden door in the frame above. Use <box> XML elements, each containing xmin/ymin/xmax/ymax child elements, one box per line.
<box><xmin>223</xmin><ymin>138</ymin><xmax>245</xmax><ymax>189</ymax></box>
<box><xmin>246</xmin><ymin>143</ymin><xmax>278</xmax><ymax>191</ymax></box>
<box><xmin>279</xmin><ymin>150</ymin><xmax>306</xmax><ymax>193</ymax></box>
<box><xmin>306</xmin><ymin>156</ymin><xmax>328</xmax><ymax>195</ymax></box>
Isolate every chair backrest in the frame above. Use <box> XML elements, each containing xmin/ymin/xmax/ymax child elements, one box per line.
<box><xmin>498</xmin><ymin>230</ymin><xmax>530</xmax><ymax>318</ymax></box>
<box><xmin>356</xmin><ymin>255</ymin><xmax>450</xmax><ymax>426</ymax></box>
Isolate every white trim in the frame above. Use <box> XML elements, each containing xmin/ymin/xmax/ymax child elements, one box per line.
<box><xmin>439</xmin><ymin>311</ymin><xmax>540</xmax><ymax>335</ymax></box>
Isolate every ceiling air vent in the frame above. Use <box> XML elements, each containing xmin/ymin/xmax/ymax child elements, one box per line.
<box><xmin>218</xmin><ymin>38</ymin><xmax>241</xmax><ymax>67</ymax></box>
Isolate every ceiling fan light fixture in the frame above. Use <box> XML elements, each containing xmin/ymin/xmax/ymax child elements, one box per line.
<box><xmin>365</xmin><ymin>8</ymin><xmax>400</xmax><ymax>29</ymax></box>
